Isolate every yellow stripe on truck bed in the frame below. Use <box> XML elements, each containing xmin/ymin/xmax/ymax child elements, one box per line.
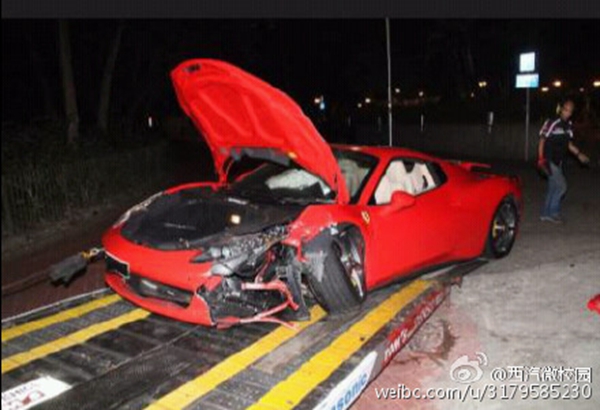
<box><xmin>145</xmin><ymin>305</ymin><xmax>327</xmax><ymax>410</ymax></box>
<box><xmin>247</xmin><ymin>279</ymin><xmax>432</xmax><ymax>410</ymax></box>
<box><xmin>2</xmin><ymin>308</ymin><xmax>149</xmax><ymax>374</ymax></box>
<box><xmin>2</xmin><ymin>294</ymin><xmax>122</xmax><ymax>343</ymax></box>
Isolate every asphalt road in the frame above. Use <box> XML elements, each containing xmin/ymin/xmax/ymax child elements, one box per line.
<box><xmin>355</xmin><ymin>161</ymin><xmax>600</xmax><ymax>409</ymax></box>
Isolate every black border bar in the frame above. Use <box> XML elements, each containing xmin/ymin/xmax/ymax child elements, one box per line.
<box><xmin>3</xmin><ymin>0</ymin><xmax>599</xmax><ymax>19</ymax></box>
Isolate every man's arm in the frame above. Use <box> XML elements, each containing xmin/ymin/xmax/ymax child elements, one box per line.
<box><xmin>538</xmin><ymin>119</ymin><xmax>553</xmax><ymax>160</ymax></box>
<box><xmin>538</xmin><ymin>137</ymin><xmax>545</xmax><ymax>160</ymax></box>
<box><xmin>568</xmin><ymin>141</ymin><xmax>590</xmax><ymax>164</ymax></box>
<box><xmin>537</xmin><ymin>120</ymin><xmax>549</xmax><ymax>168</ymax></box>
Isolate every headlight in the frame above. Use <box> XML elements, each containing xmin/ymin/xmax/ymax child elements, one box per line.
<box><xmin>112</xmin><ymin>191</ymin><xmax>164</xmax><ymax>228</ymax></box>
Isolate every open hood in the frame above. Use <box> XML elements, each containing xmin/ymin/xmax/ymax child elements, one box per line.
<box><xmin>171</xmin><ymin>59</ymin><xmax>349</xmax><ymax>204</ymax></box>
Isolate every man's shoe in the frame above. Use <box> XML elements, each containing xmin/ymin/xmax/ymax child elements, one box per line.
<box><xmin>540</xmin><ymin>215</ymin><xmax>563</xmax><ymax>223</ymax></box>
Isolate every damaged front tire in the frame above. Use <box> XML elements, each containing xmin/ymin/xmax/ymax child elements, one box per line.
<box><xmin>308</xmin><ymin>228</ymin><xmax>366</xmax><ymax>314</ymax></box>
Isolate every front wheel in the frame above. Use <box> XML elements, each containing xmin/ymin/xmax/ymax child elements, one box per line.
<box><xmin>484</xmin><ymin>198</ymin><xmax>519</xmax><ymax>259</ymax></box>
<box><xmin>308</xmin><ymin>228</ymin><xmax>366</xmax><ymax>314</ymax></box>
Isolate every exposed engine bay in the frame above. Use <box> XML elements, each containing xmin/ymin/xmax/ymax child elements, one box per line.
<box><xmin>192</xmin><ymin>223</ymin><xmax>312</xmax><ymax>327</ymax></box>
<box><xmin>119</xmin><ymin>187</ymin><xmax>304</xmax><ymax>251</ymax></box>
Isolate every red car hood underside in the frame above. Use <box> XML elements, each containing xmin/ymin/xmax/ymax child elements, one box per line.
<box><xmin>171</xmin><ymin>59</ymin><xmax>349</xmax><ymax>204</ymax></box>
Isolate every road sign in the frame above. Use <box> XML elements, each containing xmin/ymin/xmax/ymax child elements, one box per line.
<box><xmin>517</xmin><ymin>52</ymin><xmax>538</xmax><ymax>162</ymax></box>
<box><xmin>519</xmin><ymin>52</ymin><xmax>536</xmax><ymax>72</ymax></box>
<box><xmin>516</xmin><ymin>73</ymin><xmax>539</xmax><ymax>89</ymax></box>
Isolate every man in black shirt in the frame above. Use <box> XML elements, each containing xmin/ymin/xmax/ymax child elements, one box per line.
<box><xmin>537</xmin><ymin>99</ymin><xmax>589</xmax><ymax>223</ymax></box>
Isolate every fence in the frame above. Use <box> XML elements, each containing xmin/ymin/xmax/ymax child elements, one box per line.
<box><xmin>1</xmin><ymin>144</ymin><xmax>166</xmax><ymax>236</ymax></box>
<box><xmin>353</xmin><ymin>122</ymin><xmax>600</xmax><ymax>163</ymax></box>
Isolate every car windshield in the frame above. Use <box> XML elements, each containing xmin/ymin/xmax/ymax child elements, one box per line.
<box><xmin>333</xmin><ymin>149</ymin><xmax>379</xmax><ymax>203</ymax></box>
<box><xmin>225</xmin><ymin>149</ymin><xmax>378</xmax><ymax>205</ymax></box>
<box><xmin>226</xmin><ymin>162</ymin><xmax>335</xmax><ymax>205</ymax></box>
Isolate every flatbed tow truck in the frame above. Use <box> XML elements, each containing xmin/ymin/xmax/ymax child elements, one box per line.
<box><xmin>1</xmin><ymin>260</ymin><xmax>485</xmax><ymax>410</ymax></box>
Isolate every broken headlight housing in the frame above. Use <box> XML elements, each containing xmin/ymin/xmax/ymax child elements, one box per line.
<box><xmin>190</xmin><ymin>225</ymin><xmax>288</xmax><ymax>273</ymax></box>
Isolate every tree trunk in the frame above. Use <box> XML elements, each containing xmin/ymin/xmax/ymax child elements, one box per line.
<box><xmin>26</xmin><ymin>34</ymin><xmax>57</xmax><ymax>119</ymax></box>
<box><xmin>58</xmin><ymin>20</ymin><xmax>79</xmax><ymax>145</ymax></box>
<box><xmin>97</xmin><ymin>21</ymin><xmax>125</xmax><ymax>134</ymax></box>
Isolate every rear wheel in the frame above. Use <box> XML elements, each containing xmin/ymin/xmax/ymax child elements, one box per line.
<box><xmin>308</xmin><ymin>228</ymin><xmax>366</xmax><ymax>313</ymax></box>
<box><xmin>484</xmin><ymin>198</ymin><xmax>518</xmax><ymax>259</ymax></box>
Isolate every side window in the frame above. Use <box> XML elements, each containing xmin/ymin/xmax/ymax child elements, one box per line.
<box><xmin>373</xmin><ymin>160</ymin><xmax>415</xmax><ymax>205</ymax></box>
<box><xmin>409</xmin><ymin>162</ymin><xmax>435</xmax><ymax>194</ymax></box>
<box><xmin>372</xmin><ymin>159</ymin><xmax>446</xmax><ymax>205</ymax></box>
<box><xmin>427</xmin><ymin>162</ymin><xmax>448</xmax><ymax>186</ymax></box>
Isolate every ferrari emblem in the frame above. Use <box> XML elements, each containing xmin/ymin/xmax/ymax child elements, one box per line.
<box><xmin>361</xmin><ymin>211</ymin><xmax>371</xmax><ymax>225</ymax></box>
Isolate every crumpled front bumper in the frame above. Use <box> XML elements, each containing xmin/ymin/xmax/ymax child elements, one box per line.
<box><xmin>105</xmin><ymin>272</ymin><xmax>214</xmax><ymax>325</ymax></box>
<box><xmin>102</xmin><ymin>224</ymin><xmax>304</xmax><ymax>328</ymax></box>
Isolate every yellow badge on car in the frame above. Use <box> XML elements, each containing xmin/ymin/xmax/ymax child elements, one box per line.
<box><xmin>361</xmin><ymin>210</ymin><xmax>371</xmax><ymax>225</ymax></box>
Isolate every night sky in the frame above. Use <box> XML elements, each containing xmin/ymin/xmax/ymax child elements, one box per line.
<box><xmin>3</xmin><ymin>19</ymin><xmax>599</xmax><ymax>124</ymax></box>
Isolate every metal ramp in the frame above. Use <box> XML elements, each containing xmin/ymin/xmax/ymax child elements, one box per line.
<box><xmin>1</xmin><ymin>260</ymin><xmax>485</xmax><ymax>410</ymax></box>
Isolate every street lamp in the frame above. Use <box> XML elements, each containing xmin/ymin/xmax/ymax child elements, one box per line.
<box><xmin>418</xmin><ymin>91</ymin><xmax>424</xmax><ymax>98</ymax></box>
<box><xmin>357</xmin><ymin>103</ymin><xmax>363</xmax><ymax>108</ymax></box>
<box><xmin>593</xmin><ymin>80</ymin><xmax>600</xmax><ymax>88</ymax></box>
<box><xmin>364</xmin><ymin>97</ymin><xmax>372</xmax><ymax>104</ymax></box>
<box><xmin>478</xmin><ymin>81</ymin><xmax>488</xmax><ymax>88</ymax></box>
<box><xmin>553</xmin><ymin>80</ymin><xmax>562</xmax><ymax>88</ymax></box>
<box><xmin>394</xmin><ymin>87</ymin><xmax>401</xmax><ymax>94</ymax></box>
<box><xmin>541</xmin><ymin>87</ymin><xmax>549</xmax><ymax>92</ymax></box>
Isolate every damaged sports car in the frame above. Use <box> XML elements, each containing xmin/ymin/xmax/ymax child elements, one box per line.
<box><xmin>102</xmin><ymin>59</ymin><xmax>522</xmax><ymax>327</ymax></box>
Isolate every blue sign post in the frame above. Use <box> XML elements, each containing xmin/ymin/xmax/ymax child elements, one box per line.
<box><xmin>517</xmin><ymin>52</ymin><xmax>538</xmax><ymax>161</ymax></box>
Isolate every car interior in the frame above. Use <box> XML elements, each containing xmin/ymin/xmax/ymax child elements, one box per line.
<box><xmin>374</xmin><ymin>159</ymin><xmax>438</xmax><ymax>205</ymax></box>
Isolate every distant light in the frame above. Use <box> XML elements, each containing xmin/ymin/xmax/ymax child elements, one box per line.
<box><xmin>580</xmin><ymin>88</ymin><xmax>585</xmax><ymax>93</ymax></box>
<box><xmin>319</xmin><ymin>101</ymin><xmax>326</xmax><ymax>111</ymax></box>
<box><xmin>470</xmin><ymin>92</ymin><xmax>475</xmax><ymax>98</ymax></box>
<box><xmin>541</xmin><ymin>87</ymin><xmax>550</xmax><ymax>93</ymax></box>
<box><xmin>553</xmin><ymin>80</ymin><xmax>562</xmax><ymax>88</ymax></box>
<box><xmin>394</xmin><ymin>87</ymin><xmax>401</xmax><ymax>94</ymax></box>
<box><xmin>314</xmin><ymin>95</ymin><xmax>323</xmax><ymax>105</ymax></box>
<box><xmin>230</xmin><ymin>214</ymin><xmax>241</xmax><ymax>225</ymax></box>
<box><xmin>147</xmin><ymin>116</ymin><xmax>154</xmax><ymax>128</ymax></box>
<box><xmin>594</xmin><ymin>80</ymin><xmax>600</xmax><ymax>88</ymax></box>
<box><xmin>365</xmin><ymin>97</ymin><xmax>372</xmax><ymax>104</ymax></box>
<box><xmin>478</xmin><ymin>81</ymin><xmax>488</xmax><ymax>88</ymax></box>
<box><xmin>418</xmin><ymin>91</ymin><xmax>424</xmax><ymax>98</ymax></box>
<box><xmin>357</xmin><ymin>103</ymin><xmax>363</xmax><ymax>108</ymax></box>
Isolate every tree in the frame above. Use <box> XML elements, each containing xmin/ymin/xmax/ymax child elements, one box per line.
<box><xmin>97</xmin><ymin>21</ymin><xmax>125</xmax><ymax>134</ymax></box>
<box><xmin>26</xmin><ymin>30</ymin><xmax>57</xmax><ymax>120</ymax></box>
<box><xmin>58</xmin><ymin>20</ymin><xmax>79</xmax><ymax>145</ymax></box>
<box><xmin>424</xmin><ymin>20</ymin><xmax>477</xmax><ymax>100</ymax></box>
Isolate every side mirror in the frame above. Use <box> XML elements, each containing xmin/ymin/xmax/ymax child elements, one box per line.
<box><xmin>388</xmin><ymin>191</ymin><xmax>416</xmax><ymax>212</ymax></box>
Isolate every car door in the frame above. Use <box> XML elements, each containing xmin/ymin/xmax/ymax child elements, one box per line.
<box><xmin>365</xmin><ymin>158</ymin><xmax>454</xmax><ymax>288</ymax></box>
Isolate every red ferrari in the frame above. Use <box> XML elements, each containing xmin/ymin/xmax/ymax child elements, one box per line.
<box><xmin>102</xmin><ymin>59</ymin><xmax>522</xmax><ymax>327</ymax></box>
